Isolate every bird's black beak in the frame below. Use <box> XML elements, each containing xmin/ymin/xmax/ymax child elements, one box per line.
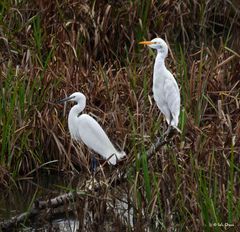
<box><xmin>56</xmin><ymin>96</ymin><xmax>75</xmax><ymax>104</ymax></box>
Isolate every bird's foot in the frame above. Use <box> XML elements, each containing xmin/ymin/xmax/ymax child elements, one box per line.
<box><xmin>85</xmin><ymin>176</ymin><xmax>98</xmax><ymax>191</ymax></box>
<box><xmin>163</xmin><ymin>125</ymin><xmax>172</xmax><ymax>138</ymax></box>
<box><xmin>164</xmin><ymin>125</ymin><xmax>181</xmax><ymax>139</ymax></box>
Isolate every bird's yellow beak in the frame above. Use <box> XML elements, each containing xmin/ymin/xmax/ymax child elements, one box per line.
<box><xmin>139</xmin><ymin>41</ymin><xmax>155</xmax><ymax>45</ymax></box>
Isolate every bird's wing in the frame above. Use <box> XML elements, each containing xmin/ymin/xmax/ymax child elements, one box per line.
<box><xmin>77</xmin><ymin>114</ymin><xmax>119</xmax><ymax>163</ymax></box>
<box><xmin>163</xmin><ymin>73</ymin><xmax>180</xmax><ymax>125</ymax></box>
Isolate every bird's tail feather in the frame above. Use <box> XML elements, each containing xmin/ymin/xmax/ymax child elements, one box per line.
<box><xmin>172</xmin><ymin>125</ymin><xmax>182</xmax><ymax>134</ymax></box>
<box><xmin>117</xmin><ymin>151</ymin><xmax>126</xmax><ymax>160</ymax></box>
<box><xmin>108</xmin><ymin>150</ymin><xmax>126</xmax><ymax>165</ymax></box>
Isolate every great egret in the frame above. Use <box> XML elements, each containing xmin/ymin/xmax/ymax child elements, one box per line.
<box><xmin>59</xmin><ymin>92</ymin><xmax>126</xmax><ymax>165</ymax></box>
<box><xmin>139</xmin><ymin>38</ymin><xmax>180</xmax><ymax>135</ymax></box>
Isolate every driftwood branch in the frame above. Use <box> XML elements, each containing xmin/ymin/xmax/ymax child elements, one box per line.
<box><xmin>110</xmin><ymin>131</ymin><xmax>174</xmax><ymax>185</ymax></box>
<box><xmin>0</xmin><ymin>132</ymin><xmax>175</xmax><ymax>231</ymax></box>
<box><xmin>146</xmin><ymin>135</ymin><xmax>170</xmax><ymax>159</ymax></box>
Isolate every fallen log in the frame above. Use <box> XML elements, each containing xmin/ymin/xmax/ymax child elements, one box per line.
<box><xmin>0</xmin><ymin>192</ymin><xmax>77</xmax><ymax>231</ymax></box>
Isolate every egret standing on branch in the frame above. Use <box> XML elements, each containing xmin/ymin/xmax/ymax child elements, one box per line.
<box><xmin>139</xmin><ymin>38</ymin><xmax>181</xmax><ymax>135</ymax></box>
<box><xmin>58</xmin><ymin>92</ymin><xmax>126</xmax><ymax>165</ymax></box>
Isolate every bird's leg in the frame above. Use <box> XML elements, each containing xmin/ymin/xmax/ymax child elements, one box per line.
<box><xmin>90</xmin><ymin>155</ymin><xmax>97</xmax><ymax>175</ymax></box>
<box><xmin>163</xmin><ymin>114</ymin><xmax>173</xmax><ymax>138</ymax></box>
<box><xmin>164</xmin><ymin>124</ymin><xmax>172</xmax><ymax>137</ymax></box>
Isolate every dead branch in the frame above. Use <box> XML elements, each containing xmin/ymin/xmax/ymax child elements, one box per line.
<box><xmin>0</xmin><ymin>192</ymin><xmax>76</xmax><ymax>231</ymax></box>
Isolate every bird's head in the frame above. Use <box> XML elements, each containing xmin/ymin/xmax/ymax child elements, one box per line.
<box><xmin>58</xmin><ymin>92</ymin><xmax>86</xmax><ymax>105</ymax></box>
<box><xmin>139</xmin><ymin>38</ymin><xmax>168</xmax><ymax>58</ymax></box>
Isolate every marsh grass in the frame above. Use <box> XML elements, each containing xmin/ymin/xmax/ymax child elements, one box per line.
<box><xmin>0</xmin><ymin>0</ymin><xmax>240</xmax><ymax>230</ymax></box>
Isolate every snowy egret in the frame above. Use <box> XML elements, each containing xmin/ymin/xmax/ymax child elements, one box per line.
<box><xmin>59</xmin><ymin>92</ymin><xmax>126</xmax><ymax>165</ymax></box>
<box><xmin>139</xmin><ymin>38</ymin><xmax>180</xmax><ymax>135</ymax></box>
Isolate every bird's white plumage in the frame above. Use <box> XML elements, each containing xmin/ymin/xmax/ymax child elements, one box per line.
<box><xmin>61</xmin><ymin>92</ymin><xmax>125</xmax><ymax>165</ymax></box>
<box><xmin>140</xmin><ymin>38</ymin><xmax>180</xmax><ymax>131</ymax></box>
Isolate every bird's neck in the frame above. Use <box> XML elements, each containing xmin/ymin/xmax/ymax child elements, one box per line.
<box><xmin>72</xmin><ymin>102</ymin><xmax>85</xmax><ymax>113</ymax></box>
<box><xmin>68</xmin><ymin>103</ymin><xmax>85</xmax><ymax>123</ymax></box>
<box><xmin>154</xmin><ymin>52</ymin><xmax>166</xmax><ymax>74</ymax></box>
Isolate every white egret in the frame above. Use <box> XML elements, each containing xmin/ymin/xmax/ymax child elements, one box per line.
<box><xmin>139</xmin><ymin>38</ymin><xmax>181</xmax><ymax>135</ymax></box>
<box><xmin>59</xmin><ymin>92</ymin><xmax>126</xmax><ymax>165</ymax></box>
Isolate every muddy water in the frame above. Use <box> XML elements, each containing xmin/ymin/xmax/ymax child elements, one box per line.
<box><xmin>0</xmin><ymin>172</ymin><xmax>80</xmax><ymax>231</ymax></box>
<box><xmin>0</xmin><ymin>172</ymin><xmax>135</xmax><ymax>231</ymax></box>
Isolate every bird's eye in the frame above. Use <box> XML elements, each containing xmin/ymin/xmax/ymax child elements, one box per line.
<box><xmin>155</xmin><ymin>42</ymin><xmax>162</xmax><ymax>47</ymax></box>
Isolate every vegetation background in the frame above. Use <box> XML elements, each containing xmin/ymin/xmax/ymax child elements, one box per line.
<box><xmin>0</xmin><ymin>0</ymin><xmax>240</xmax><ymax>230</ymax></box>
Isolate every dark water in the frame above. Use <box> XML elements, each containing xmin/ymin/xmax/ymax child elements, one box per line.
<box><xmin>0</xmin><ymin>172</ymin><xmax>80</xmax><ymax>231</ymax></box>
<box><xmin>0</xmin><ymin>169</ymin><xmax>138</xmax><ymax>231</ymax></box>
<box><xmin>0</xmin><ymin>172</ymin><xmax>135</xmax><ymax>231</ymax></box>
